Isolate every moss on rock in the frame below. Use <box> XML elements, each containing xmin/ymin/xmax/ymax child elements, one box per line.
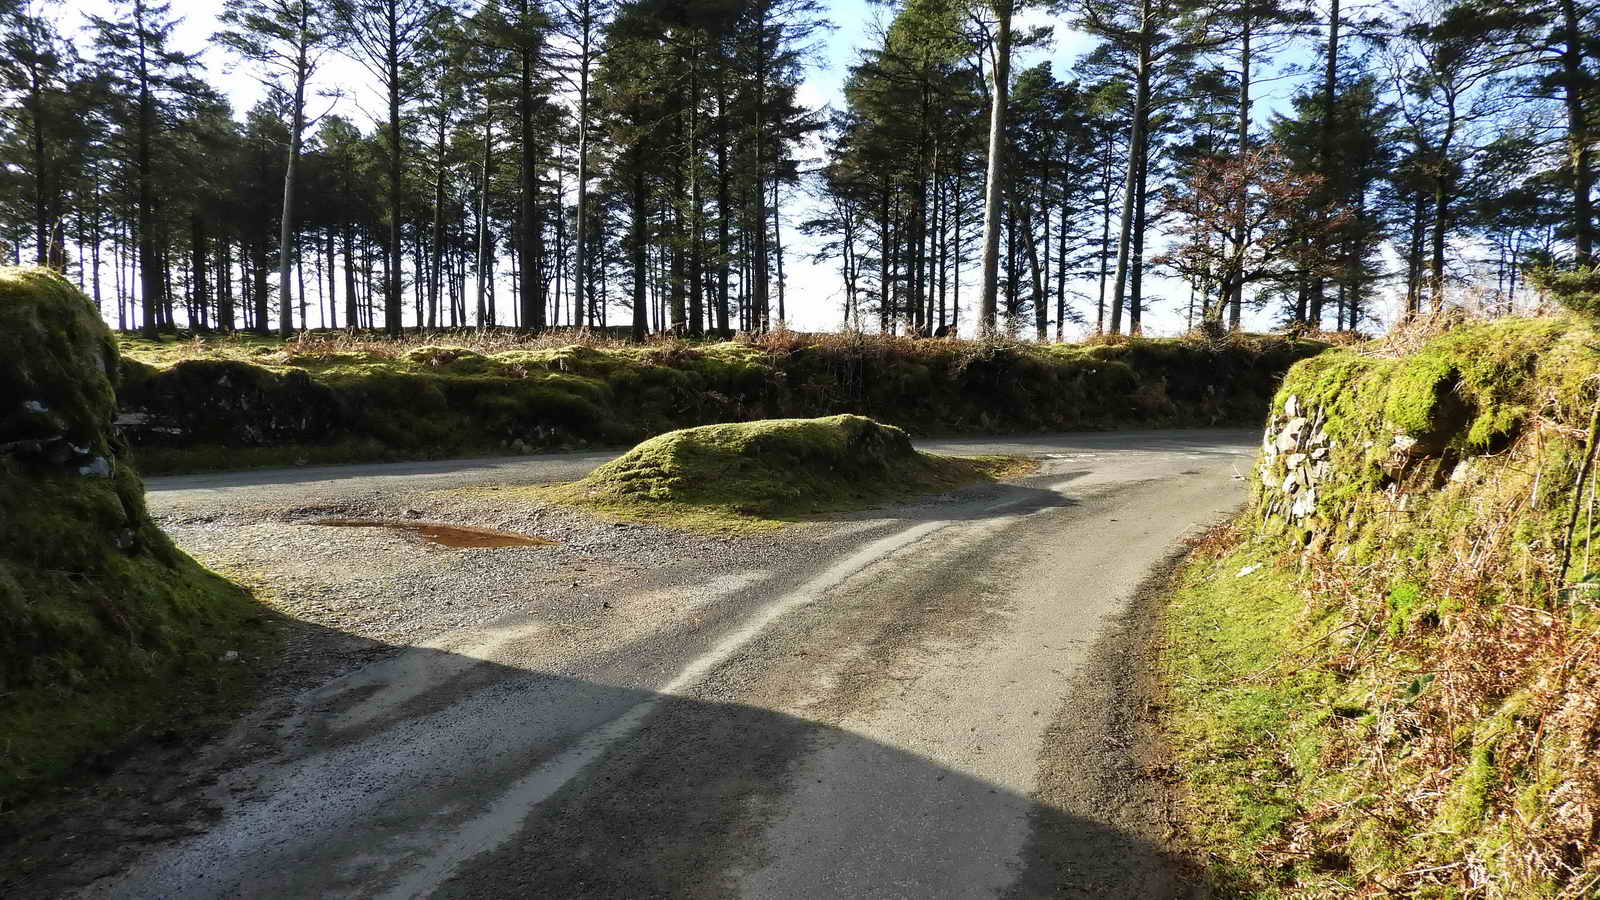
<box><xmin>543</xmin><ymin>414</ymin><xmax>1026</xmax><ymax>529</ymax></box>
<box><xmin>0</xmin><ymin>267</ymin><xmax>263</xmax><ymax>809</ymax></box>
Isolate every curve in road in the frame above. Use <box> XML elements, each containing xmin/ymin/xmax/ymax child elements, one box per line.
<box><xmin>88</xmin><ymin>430</ymin><xmax>1255</xmax><ymax>898</ymax></box>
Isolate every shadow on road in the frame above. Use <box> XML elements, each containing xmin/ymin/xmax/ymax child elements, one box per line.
<box><xmin>7</xmin><ymin>460</ymin><xmax>1225</xmax><ymax>899</ymax></box>
<box><xmin>9</xmin><ymin>599</ymin><xmax>1196</xmax><ymax>900</ymax></box>
<box><xmin>143</xmin><ymin>450</ymin><xmax>619</xmax><ymax>493</ymax></box>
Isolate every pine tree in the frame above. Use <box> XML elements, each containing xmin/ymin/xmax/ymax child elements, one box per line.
<box><xmin>89</xmin><ymin>0</ymin><xmax>204</xmax><ymax>335</ymax></box>
<box><xmin>342</xmin><ymin>0</ymin><xmax>444</xmax><ymax>334</ymax></box>
<box><xmin>217</xmin><ymin>0</ymin><xmax>343</xmax><ymax>336</ymax></box>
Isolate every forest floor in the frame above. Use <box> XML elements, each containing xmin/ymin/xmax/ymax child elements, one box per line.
<box><xmin>1</xmin><ymin>429</ymin><xmax>1255</xmax><ymax>899</ymax></box>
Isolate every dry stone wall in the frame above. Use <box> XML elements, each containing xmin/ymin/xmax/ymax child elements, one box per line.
<box><xmin>1257</xmin><ymin>393</ymin><xmax>1336</xmax><ymax>523</ymax></box>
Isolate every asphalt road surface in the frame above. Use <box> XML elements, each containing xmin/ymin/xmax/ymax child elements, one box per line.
<box><xmin>96</xmin><ymin>429</ymin><xmax>1256</xmax><ymax>898</ymax></box>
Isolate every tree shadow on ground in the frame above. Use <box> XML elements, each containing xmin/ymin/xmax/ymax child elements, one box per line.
<box><xmin>143</xmin><ymin>449</ymin><xmax>620</xmax><ymax>492</ymax></box>
<box><xmin>6</xmin><ymin>449</ymin><xmax>1225</xmax><ymax>899</ymax></box>
<box><xmin>7</xmin><ymin>596</ymin><xmax>1200</xmax><ymax>900</ymax></box>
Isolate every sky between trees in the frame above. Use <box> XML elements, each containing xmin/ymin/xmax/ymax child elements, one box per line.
<box><xmin>4</xmin><ymin>0</ymin><xmax>1593</xmax><ymax>339</ymax></box>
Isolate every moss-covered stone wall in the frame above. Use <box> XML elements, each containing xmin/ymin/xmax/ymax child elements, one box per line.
<box><xmin>115</xmin><ymin>333</ymin><xmax>1327</xmax><ymax>473</ymax></box>
<box><xmin>1165</xmin><ymin>314</ymin><xmax>1600</xmax><ymax>895</ymax></box>
<box><xmin>0</xmin><ymin>267</ymin><xmax>263</xmax><ymax>809</ymax></box>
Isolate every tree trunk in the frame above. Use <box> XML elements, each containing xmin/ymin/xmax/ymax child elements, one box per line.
<box><xmin>27</xmin><ymin>39</ymin><xmax>48</xmax><ymax>268</ymax></box>
<box><xmin>343</xmin><ymin>222</ymin><xmax>358</xmax><ymax>328</ymax></box>
<box><xmin>1130</xmin><ymin>109</ymin><xmax>1149</xmax><ymax>335</ymax></box>
<box><xmin>715</xmin><ymin>69</ymin><xmax>732</xmax><ymax>336</ymax></box>
<box><xmin>976</xmin><ymin>0</ymin><xmax>1012</xmax><ymax>335</ymax></box>
<box><xmin>251</xmin><ymin>237</ymin><xmax>269</xmax><ymax>335</ymax></box>
<box><xmin>1430</xmin><ymin>178</ymin><xmax>1449</xmax><ymax>313</ymax></box>
<box><xmin>879</xmin><ymin>182</ymin><xmax>891</xmax><ymax>333</ymax></box>
<box><xmin>1405</xmin><ymin>186</ymin><xmax>1427</xmax><ymax>317</ymax></box>
<box><xmin>134</xmin><ymin>0</ymin><xmax>163</xmax><ymax>336</ymax></box>
<box><xmin>325</xmin><ymin>230</ymin><xmax>337</xmax><ymax>328</ymax></box>
<box><xmin>1097</xmin><ymin>131</ymin><xmax>1112</xmax><ymax>332</ymax></box>
<box><xmin>1018</xmin><ymin>200</ymin><xmax>1046</xmax><ymax>340</ymax></box>
<box><xmin>518</xmin><ymin>10</ymin><xmax>543</xmax><ymax>333</ymax></box>
<box><xmin>477</xmin><ymin>100</ymin><xmax>492</xmax><ymax>326</ymax></box>
<box><xmin>1561</xmin><ymin>0</ymin><xmax>1594</xmax><ymax>264</ymax></box>
<box><xmin>1056</xmin><ymin>171</ymin><xmax>1068</xmax><ymax>340</ymax></box>
<box><xmin>1228</xmin><ymin>5</ymin><xmax>1254</xmax><ymax>322</ymax></box>
<box><xmin>385</xmin><ymin>17</ymin><xmax>403</xmax><ymax>336</ymax></box>
<box><xmin>1110</xmin><ymin>0</ymin><xmax>1150</xmax><ymax>335</ymax></box>
<box><xmin>752</xmin><ymin>11</ymin><xmax>771</xmax><ymax>332</ymax></box>
<box><xmin>688</xmin><ymin>45</ymin><xmax>705</xmax><ymax>338</ymax></box>
<box><xmin>217</xmin><ymin>232</ymin><xmax>234</xmax><ymax>331</ymax></box>
<box><xmin>430</xmin><ymin>72</ymin><xmax>447</xmax><ymax>329</ymax></box>
<box><xmin>573</xmin><ymin>4</ymin><xmax>594</xmax><ymax>330</ymax></box>
<box><xmin>190</xmin><ymin>215</ymin><xmax>208</xmax><ymax>330</ymax></box>
<box><xmin>630</xmin><ymin>150</ymin><xmax>649</xmax><ymax>342</ymax></box>
<box><xmin>772</xmin><ymin>179</ymin><xmax>786</xmax><ymax>327</ymax></box>
<box><xmin>279</xmin><ymin>22</ymin><xmax>310</xmax><ymax>337</ymax></box>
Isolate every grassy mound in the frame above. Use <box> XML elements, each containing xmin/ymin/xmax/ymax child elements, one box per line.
<box><xmin>1162</xmin><ymin>314</ymin><xmax>1600</xmax><ymax>896</ymax></box>
<box><xmin>541</xmin><ymin>415</ymin><xmax>1026</xmax><ymax>530</ymax></box>
<box><xmin>0</xmin><ymin>267</ymin><xmax>265</xmax><ymax>811</ymax></box>
<box><xmin>115</xmin><ymin>330</ymin><xmax>1326</xmax><ymax>474</ymax></box>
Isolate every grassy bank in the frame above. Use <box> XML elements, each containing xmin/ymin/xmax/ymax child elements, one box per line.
<box><xmin>117</xmin><ymin>329</ymin><xmax>1324</xmax><ymax>475</ymax></box>
<box><xmin>0</xmin><ymin>268</ymin><xmax>269</xmax><ymax>814</ymax></box>
<box><xmin>1162</xmin><ymin>314</ymin><xmax>1600</xmax><ymax>897</ymax></box>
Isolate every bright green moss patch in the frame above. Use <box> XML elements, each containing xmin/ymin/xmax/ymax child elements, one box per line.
<box><xmin>0</xmin><ymin>267</ymin><xmax>268</xmax><ymax>811</ymax></box>
<box><xmin>1163</xmin><ymin>537</ymin><xmax>1344</xmax><ymax>894</ymax></box>
<box><xmin>526</xmin><ymin>415</ymin><xmax>1034</xmax><ymax>532</ymax></box>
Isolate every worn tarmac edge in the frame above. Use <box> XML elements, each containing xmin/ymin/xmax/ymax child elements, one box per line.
<box><xmin>1007</xmin><ymin>526</ymin><xmax>1228</xmax><ymax>900</ymax></box>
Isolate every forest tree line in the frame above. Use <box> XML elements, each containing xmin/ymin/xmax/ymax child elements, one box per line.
<box><xmin>1</xmin><ymin>0</ymin><xmax>1596</xmax><ymax>339</ymax></box>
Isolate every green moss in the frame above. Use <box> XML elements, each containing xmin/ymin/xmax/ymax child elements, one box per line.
<box><xmin>1439</xmin><ymin>747</ymin><xmax>1496</xmax><ymax>835</ymax></box>
<box><xmin>1164</xmin><ymin>544</ymin><xmax>1343</xmax><ymax>891</ymax></box>
<box><xmin>1176</xmin><ymin>313</ymin><xmax>1600</xmax><ymax>896</ymax></box>
<box><xmin>0</xmin><ymin>267</ymin><xmax>266</xmax><ymax>810</ymax></box>
<box><xmin>117</xmin><ymin>332</ymin><xmax>1327</xmax><ymax>474</ymax></box>
<box><xmin>1258</xmin><ymin>316</ymin><xmax>1591</xmax><ymax>538</ymax></box>
<box><xmin>529</xmin><ymin>415</ymin><xmax>1033</xmax><ymax>531</ymax></box>
<box><xmin>1387</xmin><ymin>581</ymin><xmax>1426</xmax><ymax>637</ymax></box>
<box><xmin>1382</xmin><ymin>351</ymin><xmax>1458</xmax><ymax>437</ymax></box>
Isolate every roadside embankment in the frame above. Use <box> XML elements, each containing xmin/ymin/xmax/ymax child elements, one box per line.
<box><xmin>115</xmin><ymin>329</ymin><xmax>1325</xmax><ymax>474</ymax></box>
<box><xmin>1163</xmin><ymin>314</ymin><xmax>1600</xmax><ymax>896</ymax></box>
<box><xmin>0</xmin><ymin>267</ymin><xmax>266</xmax><ymax>813</ymax></box>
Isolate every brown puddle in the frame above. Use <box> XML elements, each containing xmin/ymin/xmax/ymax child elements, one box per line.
<box><xmin>311</xmin><ymin>519</ymin><xmax>558</xmax><ymax>549</ymax></box>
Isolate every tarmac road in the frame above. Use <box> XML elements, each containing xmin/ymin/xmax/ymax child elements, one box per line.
<box><xmin>90</xmin><ymin>429</ymin><xmax>1257</xmax><ymax>898</ymax></box>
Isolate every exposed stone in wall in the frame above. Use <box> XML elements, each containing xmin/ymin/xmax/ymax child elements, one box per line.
<box><xmin>1257</xmin><ymin>394</ymin><xmax>1335</xmax><ymax>523</ymax></box>
<box><xmin>1</xmin><ymin>270</ymin><xmax>123</xmax><ymax>482</ymax></box>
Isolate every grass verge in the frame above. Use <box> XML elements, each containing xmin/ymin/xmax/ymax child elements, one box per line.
<box><xmin>1161</xmin><ymin>524</ymin><xmax>1348</xmax><ymax>897</ymax></box>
